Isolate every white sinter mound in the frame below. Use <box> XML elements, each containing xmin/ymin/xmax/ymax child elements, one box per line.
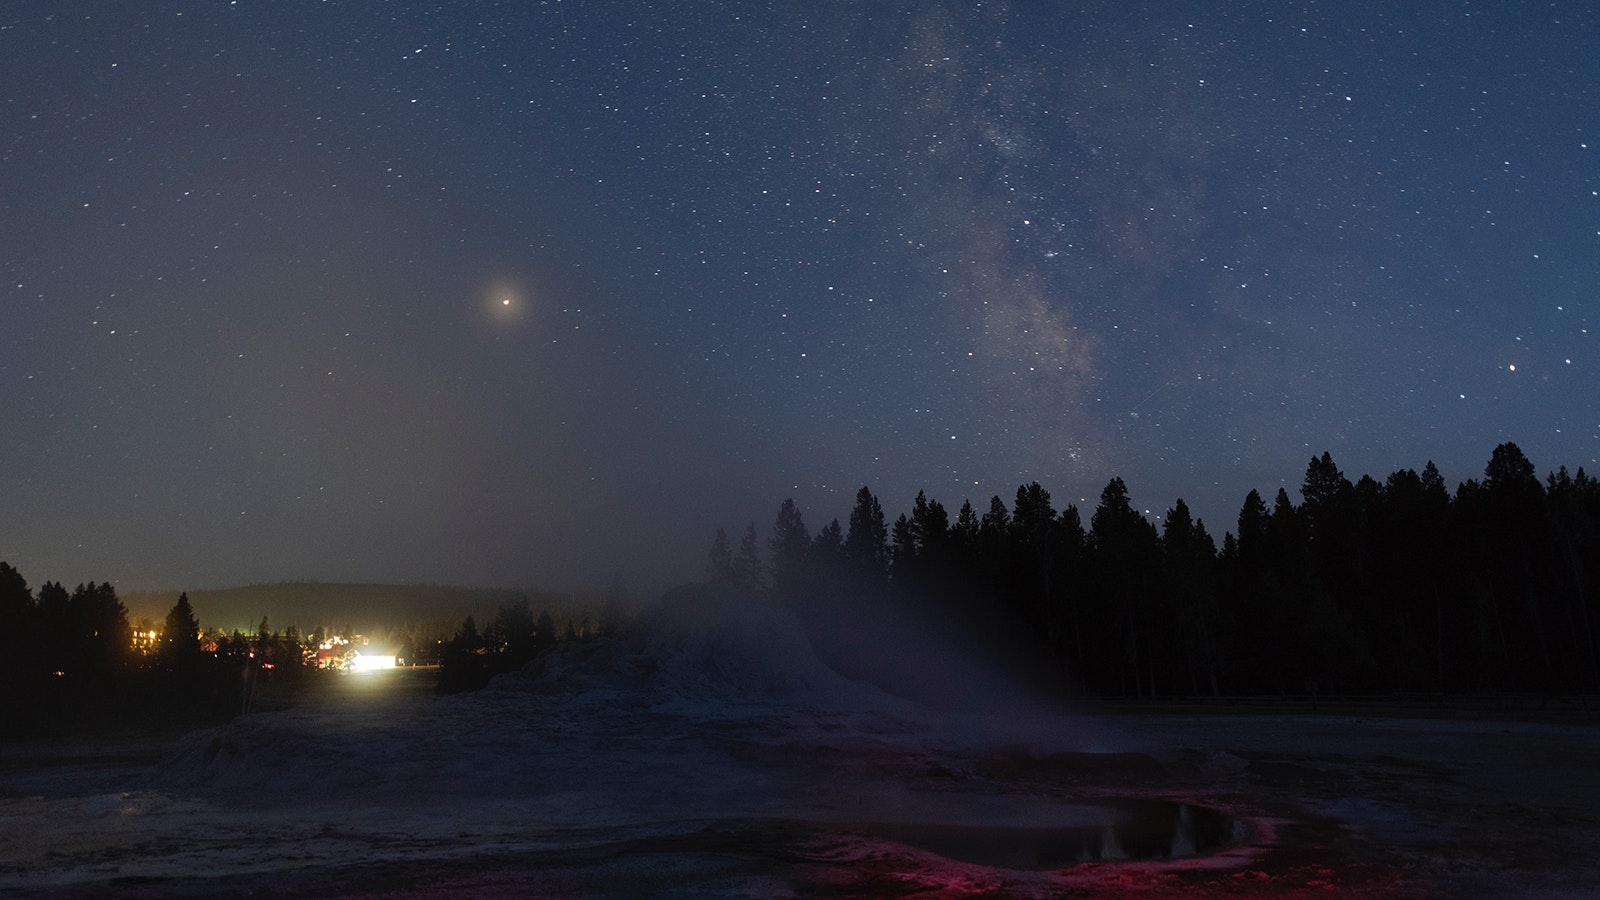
<box><xmin>158</xmin><ymin>584</ymin><xmax>931</xmax><ymax>816</ymax></box>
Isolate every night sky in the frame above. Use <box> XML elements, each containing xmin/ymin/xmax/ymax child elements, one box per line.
<box><xmin>4</xmin><ymin>2</ymin><xmax>1596</xmax><ymax>594</ymax></box>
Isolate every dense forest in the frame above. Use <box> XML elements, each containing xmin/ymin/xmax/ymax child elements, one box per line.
<box><xmin>712</xmin><ymin>442</ymin><xmax>1600</xmax><ymax>698</ymax></box>
<box><xmin>0</xmin><ymin>579</ymin><xmax>249</xmax><ymax>735</ymax></box>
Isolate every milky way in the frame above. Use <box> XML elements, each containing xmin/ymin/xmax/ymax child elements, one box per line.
<box><xmin>3</xmin><ymin>2</ymin><xmax>1595</xmax><ymax>591</ymax></box>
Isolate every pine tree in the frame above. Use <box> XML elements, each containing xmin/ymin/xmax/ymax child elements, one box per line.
<box><xmin>808</xmin><ymin>518</ymin><xmax>847</xmax><ymax>604</ymax></box>
<box><xmin>843</xmin><ymin>486</ymin><xmax>888</xmax><ymax>584</ymax></box>
<box><xmin>67</xmin><ymin>582</ymin><xmax>133</xmax><ymax>679</ymax></box>
<box><xmin>1161</xmin><ymin>499</ymin><xmax>1222</xmax><ymax>695</ymax></box>
<box><xmin>1299</xmin><ymin>452</ymin><xmax>1350</xmax><ymax>522</ymax></box>
<box><xmin>439</xmin><ymin>615</ymin><xmax>488</xmax><ymax>692</ymax></box>
<box><xmin>0</xmin><ymin>563</ymin><xmax>33</xmax><ymax>681</ymax></box>
<box><xmin>890</xmin><ymin>513</ymin><xmax>917</xmax><ymax>580</ymax></box>
<box><xmin>1299</xmin><ymin>452</ymin><xmax>1359</xmax><ymax>600</ymax></box>
<box><xmin>0</xmin><ymin>562</ymin><xmax>30</xmax><ymax>624</ymax></box>
<box><xmin>160</xmin><ymin>592</ymin><xmax>203</xmax><ymax>671</ymax></box>
<box><xmin>494</xmin><ymin>595</ymin><xmax>537</xmax><ymax>661</ymax></box>
<box><xmin>456</xmin><ymin>615</ymin><xmax>482</xmax><ymax>650</ymax></box>
<box><xmin>534</xmin><ymin>609</ymin><xmax>557</xmax><ymax>654</ymax></box>
<box><xmin>1485</xmin><ymin>441</ymin><xmax>1539</xmax><ymax>494</ymax></box>
<box><xmin>977</xmin><ymin>495</ymin><xmax>1012</xmax><ymax>587</ymax></box>
<box><xmin>1012</xmin><ymin>482</ymin><xmax>1056</xmax><ymax>549</ymax></box>
<box><xmin>1010</xmin><ymin>482</ymin><xmax>1058</xmax><ymax>618</ymax></box>
<box><xmin>812</xmin><ymin>519</ymin><xmax>843</xmax><ymax>563</ymax></box>
<box><xmin>732</xmin><ymin>522</ymin><xmax>765</xmax><ymax>595</ymax></box>
<box><xmin>910</xmin><ymin>491</ymin><xmax>950</xmax><ymax>558</ymax></box>
<box><xmin>1088</xmin><ymin>478</ymin><xmax>1161</xmax><ymax>696</ymax></box>
<box><xmin>281</xmin><ymin>624</ymin><xmax>304</xmax><ymax>672</ymax></box>
<box><xmin>1478</xmin><ymin>442</ymin><xmax>1555</xmax><ymax>687</ymax></box>
<box><xmin>768</xmin><ymin>499</ymin><xmax>810</xmax><ymax>603</ymax></box>
<box><xmin>951</xmin><ymin>500</ymin><xmax>979</xmax><ymax>563</ymax></box>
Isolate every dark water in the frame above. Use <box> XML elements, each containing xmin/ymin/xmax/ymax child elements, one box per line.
<box><xmin>871</xmin><ymin>800</ymin><xmax>1238</xmax><ymax>869</ymax></box>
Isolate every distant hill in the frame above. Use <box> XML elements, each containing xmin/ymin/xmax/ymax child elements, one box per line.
<box><xmin>122</xmin><ymin>582</ymin><xmax>601</xmax><ymax>634</ymax></box>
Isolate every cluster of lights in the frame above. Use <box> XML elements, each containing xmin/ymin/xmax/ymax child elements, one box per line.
<box><xmin>124</xmin><ymin>627</ymin><xmax>400</xmax><ymax>672</ymax></box>
<box><xmin>315</xmin><ymin>634</ymin><xmax>397</xmax><ymax>671</ymax></box>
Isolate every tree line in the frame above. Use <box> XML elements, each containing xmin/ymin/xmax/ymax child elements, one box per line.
<box><xmin>711</xmin><ymin>442</ymin><xmax>1600</xmax><ymax>697</ymax></box>
<box><xmin>0</xmin><ymin>565</ymin><xmax>594</xmax><ymax>735</ymax></box>
<box><xmin>5</xmin><ymin>439</ymin><xmax>1593</xmax><ymax>733</ymax></box>
<box><xmin>0</xmin><ymin>577</ymin><xmax>250</xmax><ymax>735</ymax></box>
<box><xmin>436</xmin><ymin>586</ymin><xmax>627</xmax><ymax>692</ymax></box>
<box><xmin>438</xmin><ymin>596</ymin><xmax>577</xmax><ymax>692</ymax></box>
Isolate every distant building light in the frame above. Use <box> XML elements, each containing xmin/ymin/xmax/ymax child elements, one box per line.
<box><xmin>349</xmin><ymin>652</ymin><xmax>396</xmax><ymax>672</ymax></box>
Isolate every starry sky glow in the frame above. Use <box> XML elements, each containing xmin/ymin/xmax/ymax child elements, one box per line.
<box><xmin>4</xmin><ymin>2</ymin><xmax>1597</xmax><ymax>592</ymax></box>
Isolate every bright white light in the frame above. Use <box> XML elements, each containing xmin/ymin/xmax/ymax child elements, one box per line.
<box><xmin>349</xmin><ymin>653</ymin><xmax>396</xmax><ymax>672</ymax></box>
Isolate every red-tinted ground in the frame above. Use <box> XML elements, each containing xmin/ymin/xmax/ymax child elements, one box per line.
<box><xmin>11</xmin><ymin>706</ymin><xmax>1593</xmax><ymax>898</ymax></box>
<box><xmin>5</xmin><ymin>601</ymin><xmax>1598</xmax><ymax>899</ymax></box>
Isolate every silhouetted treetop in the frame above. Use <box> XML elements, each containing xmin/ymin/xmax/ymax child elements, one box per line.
<box><xmin>1485</xmin><ymin>441</ymin><xmax>1541</xmax><ymax>497</ymax></box>
<box><xmin>1012</xmin><ymin>482</ymin><xmax>1056</xmax><ymax>549</ymax></box>
<box><xmin>844</xmin><ymin>486</ymin><xmax>888</xmax><ymax>583</ymax></box>
<box><xmin>0</xmin><ymin>562</ymin><xmax>29</xmax><ymax>618</ymax></box>
<box><xmin>910</xmin><ymin>490</ymin><xmax>950</xmax><ymax>555</ymax></box>
<box><xmin>812</xmin><ymin>518</ymin><xmax>843</xmax><ymax>563</ymax></box>
<box><xmin>733</xmin><ymin>522</ymin><xmax>764</xmax><ymax>595</ymax></box>
<box><xmin>160</xmin><ymin>592</ymin><xmax>203</xmax><ymax>670</ymax></box>
<box><xmin>768</xmin><ymin>499</ymin><xmax>810</xmax><ymax>603</ymax></box>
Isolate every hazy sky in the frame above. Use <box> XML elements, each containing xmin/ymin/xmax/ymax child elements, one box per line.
<box><xmin>4</xmin><ymin>2</ymin><xmax>1596</xmax><ymax>592</ymax></box>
